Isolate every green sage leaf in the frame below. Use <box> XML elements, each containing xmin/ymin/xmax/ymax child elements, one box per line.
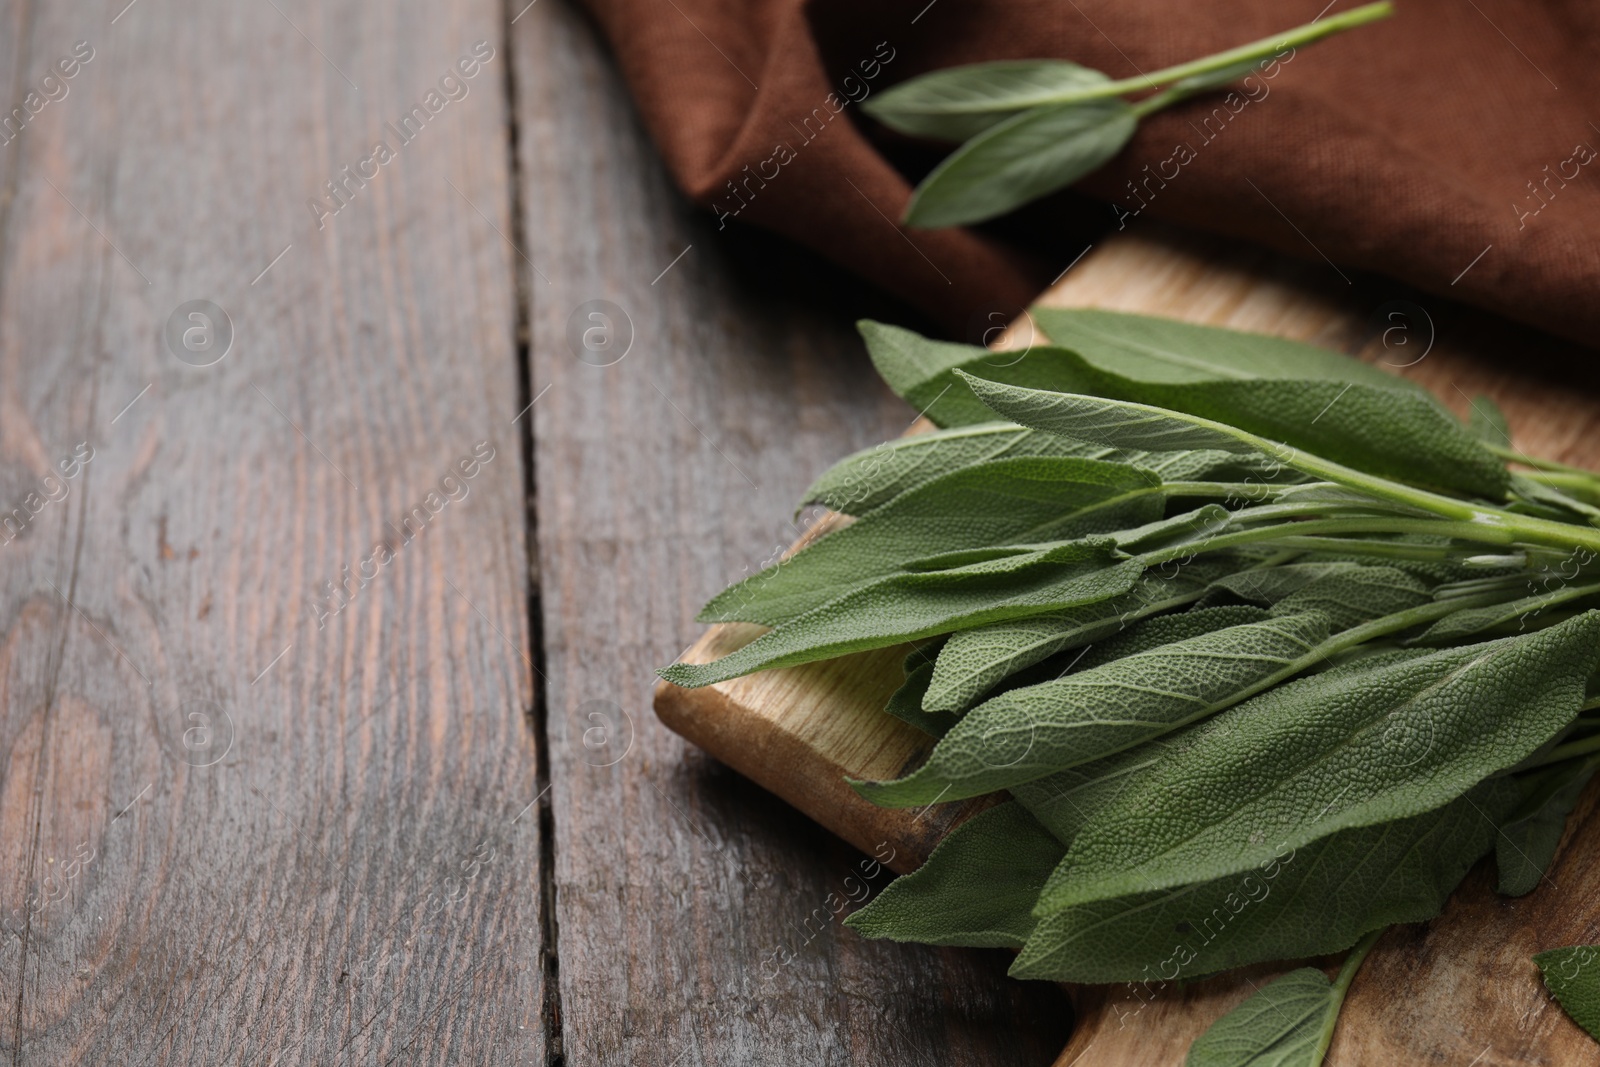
<box><xmin>1028</xmin><ymin>308</ymin><xmax>1419</xmax><ymax>395</ymax></box>
<box><xmin>882</xmin><ymin>646</ymin><xmax>961</xmax><ymax>737</ymax></box>
<box><xmin>1497</xmin><ymin>757</ymin><xmax>1597</xmax><ymax>896</ymax></box>
<box><xmin>1265</xmin><ymin>566</ymin><xmax>1432</xmax><ymax>631</ymax></box>
<box><xmin>1011</xmin><ymin>780</ymin><xmax>1516</xmax><ymax>983</ymax></box>
<box><xmin>863</xmin><ymin>60</ymin><xmax>1113</xmax><ymax>142</ymax></box>
<box><xmin>844</xmin><ymin>801</ymin><xmax>1058</xmax><ymax>948</ymax></box>
<box><xmin>801</xmin><ymin>421</ymin><xmax>1270</xmax><ymax>516</ymax></box>
<box><xmin>856</xmin><ymin>611</ymin><xmax>1326</xmax><ymax>806</ymax></box>
<box><xmin>1211</xmin><ymin>562</ymin><xmax>1378</xmax><ymax>608</ymax></box>
<box><xmin>957</xmin><ymin>371</ymin><xmax>1511</xmax><ymax>501</ymax></box>
<box><xmin>660</xmin><ymin>539</ymin><xmax>1144</xmax><ymax>688</ymax></box>
<box><xmin>860</xmin><ymin>321</ymin><xmax>1031</xmax><ymax>427</ymax></box>
<box><xmin>1465</xmin><ymin>394</ymin><xmax>1511</xmax><ymax>445</ymax></box>
<box><xmin>904</xmin><ymin>101</ymin><xmax>1137</xmax><ymax>229</ymax></box>
<box><xmin>800</xmin><ymin>423</ymin><xmax>1108</xmax><ymax>515</ymax></box>
<box><xmin>924</xmin><ymin>564</ymin><xmax>1230</xmax><ymax>713</ymax></box>
<box><xmin>1183</xmin><ymin>967</ymin><xmax>1339</xmax><ymax>1067</ymax></box>
<box><xmin>700</xmin><ymin>456</ymin><xmax>1161</xmax><ymax>626</ymax></box>
<box><xmin>1035</xmin><ymin>611</ymin><xmax>1600</xmax><ymax>911</ymax></box>
<box><xmin>1535</xmin><ymin>945</ymin><xmax>1600</xmax><ymax>1042</ymax></box>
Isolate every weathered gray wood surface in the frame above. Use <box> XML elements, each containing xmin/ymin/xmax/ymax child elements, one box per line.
<box><xmin>513</xmin><ymin>2</ymin><xmax>1070</xmax><ymax>1064</ymax></box>
<box><xmin>0</xmin><ymin>0</ymin><xmax>1072</xmax><ymax>1063</ymax></box>
<box><xmin>0</xmin><ymin>1</ymin><xmax>542</xmax><ymax>1063</ymax></box>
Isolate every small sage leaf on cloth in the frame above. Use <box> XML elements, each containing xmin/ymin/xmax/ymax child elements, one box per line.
<box><xmin>904</xmin><ymin>101</ymin><xmax>1137</xmax><ymax>229</ymax></box>
<box><xmin>863</xmin><ymin>60</ymin><xmax>1113</xmax><ymax>142</ymax></box>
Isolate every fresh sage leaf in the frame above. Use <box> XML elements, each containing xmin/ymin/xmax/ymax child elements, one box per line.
<box><xmin>1535</xmin><ymin>945</ymin><xmax>1600</xmax><ymax>1042</ymax></box>
<box><xmin>882</xmin><ymin>645</ymin><xmax>961</xmax><ymax>737</ymax></box>
<box><xmin>1028</xmin><ymin>308</ymin><xmax>1419</xmax><ymax>395</ymax></box>
<box><xmin>700</xmin><ymin>456</ymin><xmax>1161</xmax><ymax>626</ymax></box>
<box><xmin>903</xmin><ymin>100</ymin><xmax>1137</xmax><ymax>229</ymax></box>
<box><xmin>1414</xmin><ymin>580</ymin><xmax>1600</xmax><ymax>644</ymax></box>
<box><xmin>860</xmin><ymin>321</ymin><xmax>1026</xmax><ymax>427</ymax></box>
<box><xmin>863</xmin><ymin>60</ymin><xmax>1113</xmax><ymax>142</ymax></box>
<box><xmin>1265</xmin><ymin>566</ymin><xmax>1432</xmax><ymax>631</ymax></box>
<box><xmin>925</xmin><ymin>564</ymin><xmax>1229</xmax><ymax>713</ymax></box>
<box><xmin>856</xmin><ymin>611</ymin><xmax>1326</xmax><ymax>806</ymax></box>
<box><xmin>1497</xmin><ymin>757</ymin><xmax>1597</xmax><ymax>896</ymax></box>
<box><xmin>1035</xmin><ymin>611</ymin><xmax>1600</xmax><ymax>911</ymax></box>
<box><xmin>1510</xmin><ymin>472</ymin><xmax>1600</xmax><ymax>525</ymax></box>
<box><xmin>1211</xmin><ymin>562</ymin><xmax>1379</xmax><ymax>608</ymax></box>
<box><xmin>1012</xmin><ymin>780</ymin><xmax>1515</xmax><ymax>983</ymax></box>
<box><xmin>800</xmin><ymin>423</ymin><xmax>1110</xmax><ymax>515</ymax></box>
<box><xmin>1466</xmin><ymin>394</ymin><xmax>1511</xmax><ymax>445</ymax></box>
<box><xmin>1183</xmin><ymin>967</ymin><xmax>1342</xmax><ymax>1067</ymax></box>
<box><xmin>957</xmin><ymin>370</ymin><xmax>1511</xmax><ymax>501</ymax></box>
<box><xmin>844</xmin><ymin>801</ymin><xmax>1059</xmax><ymax>948</ymax></box>
<box><xmin>801</xmin><ymin>420</ymin><xmax>1274</xmax><ymax>517</ymax></box>
<box><xmin>660</xmin><ymin>539</ymin><xmax>1143</xmax><ymax>688</ymax></box>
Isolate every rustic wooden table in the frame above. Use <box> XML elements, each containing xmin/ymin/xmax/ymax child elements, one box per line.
<box><xmin>0</xmin><ymin>1</ymin><xmax>1066</xmax><ymax>1063</ymax></box>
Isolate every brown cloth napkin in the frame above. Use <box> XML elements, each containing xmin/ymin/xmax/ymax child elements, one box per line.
<box><xmin>583</xmin><ymin>0</ymin><xmax>1600</xmax><ymax>346</ymax></box>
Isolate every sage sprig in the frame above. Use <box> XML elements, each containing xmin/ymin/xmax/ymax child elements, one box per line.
<box><xmin>658</xmin><ymin>308</ymin><xmax>1600</xmax><ymax>1060</ymax></box>
<box><xmin>864</xmin><ymin>2</ymin><xmax>1395</xmax><ymax>227</ymax></box>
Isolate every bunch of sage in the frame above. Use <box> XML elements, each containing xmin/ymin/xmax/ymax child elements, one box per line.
<box><xmin>865</xmin><ymin>2</ymin><xmax>1394</xmax><ymax>228</ymax></box>
<box><xmin>659</xmin><ymin>308</ymin><xmax>1600</xmax><ymax>1060</ymax></box>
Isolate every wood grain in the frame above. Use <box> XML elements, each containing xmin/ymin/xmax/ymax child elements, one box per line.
<box><xmin>515</xmin><ymin>1</ymin><xmax>1070</xmax><ymax>1063</ymax></box>
<box><xmin>656</xmin><ymin>224</ymin><xmax>1600</xmax><ymax>1065</ymax></box>
<box><xmin>0</xmin><ymin>2</ymin><xmax>542</xmax><ymax>1063</ymax></box>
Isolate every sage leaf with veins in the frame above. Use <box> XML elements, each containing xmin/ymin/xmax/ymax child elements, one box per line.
<box><xmin>1211</xmin><ymin>561</ymin><xmax>1398</xmax><ymax>609</ymax></box>
<box><xmin>957</xmin><ymin>368</ymin><xmax>1511</xmax><ymax>501</ymax></box>
<box><xmin>903</xmin><ymin>100</ymin><xmax>1138</xmax><ymax>229</ymax></box>
<box><xmin>799</xmin><ymin>422</ymin><xmax>1109</xmax><ymax>516</ymax></box>
<box><xmin>1184</xmin><ymin>966</ymin><xmax>1352</xmax><ymax>1067</ymax></box>
<box><xmin>1035</xmin><ymin>611</ymin><xmax>1600</xmax><ymax>912</ymax></box>
<box><xmin>882</xmin><ymin>645</ymin><xmax>961</xmax><ymax>738</ymax></box>
<box><xmin>863</xmin><ymin>60</ymin><xmax>1114</xmax><ymax>143</ymax></box>
<box><xmin>856</xmin><ymin>611</ymin><xmax>1327</xmax><ymax>807</ymax></box>
<box><xmin>1262</xmin><ymin>566</ymin><xmax>1433</xmax><ymax>632</ymax></box>
<box><xmin>844</xmin><ymin>801</ymin><xmax>1059</xmax><ymax>948</ymax></box>
<box><xmin>800</xmin><ymin>420</ymin><xmax>1277</xmax><ymax>517</ymax></box>
<box><xmin>1496</xmin><ymin>756</ymin><xmax>1598</xmax><ymax>896</ymax></box>
<box><xmin>1535</xmin><ymin>945</ymin><xmax>1600</xmax><ymax>1042</ymax></box>
<box><xmin>924</xmin><ymin>562</ymin><xmax>1233</xmax><ymax>713</ymax></box>
<box><xmin>700</xmin><ymin>456</ymin><xmax>1161</xmax><ymax>626</ymax></box>
<box><xmin>1011</xmin><ymin>780</ymin><xmax>1518</xmax><ymax>983</ymax></box>
<box><xmin>1027</xmin><ymin>308</ymin><xmax>1423</xmax><ymax>396</ymax></box>
<box><xmin>660</xmin><ymin>539</ymin><xmax>1143</xmax><ymax>688</ymax></box>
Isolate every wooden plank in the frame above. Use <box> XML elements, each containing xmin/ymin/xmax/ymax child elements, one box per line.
<box><xmin>0</xmin><ymin>3</ymin><xmax>543</xmax><ymax>1063</ymax></box>
<box><xmin>514</xmin><ymin>2</ymin><xmax>1070</xmax><ymax>1063</ymax></box>
<box><xmin>656</xmin><ymin>224</ymin><xmax>1600</xmax><ymax>1064</ymax></box>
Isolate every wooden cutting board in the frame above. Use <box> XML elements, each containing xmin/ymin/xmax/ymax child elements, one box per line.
<box><xmin>654</xmin><ymin>225</ymin><xmax>1600</xmax><ymax>1065</ymax></box>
